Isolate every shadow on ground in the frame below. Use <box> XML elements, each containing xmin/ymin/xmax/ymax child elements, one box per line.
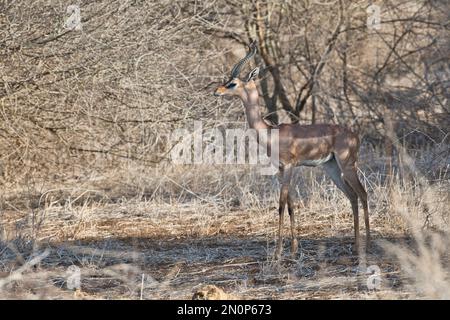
<box><xmin>0</xmin><ymin>234</ymin><xmax>412</xmax><ymax>299</ymax></box>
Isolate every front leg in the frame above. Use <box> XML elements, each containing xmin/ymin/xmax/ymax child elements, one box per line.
<box><xmin>275</xmin><ymin>165</ymin><xmax>293</xmax><ymax>260</ymax></box>
<box><xmin>275</xmin><ymin>195</ymin><xmax>284</xmax><ymax>260</ymax></box>
<box><xmin>287</xmin><ymin>193</ymin><xmax>298</xmax><ymax>256</ymax></box>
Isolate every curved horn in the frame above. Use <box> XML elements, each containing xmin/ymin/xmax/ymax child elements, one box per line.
<box><xmin>230</xmin><ymin>41</ymin><xmax>257</xmax><ymax>79</ymax></box>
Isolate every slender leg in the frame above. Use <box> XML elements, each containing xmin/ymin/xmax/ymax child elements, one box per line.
<box><xmin>276</xmin><ymin>195</ymin><xmax>285</xmax><ymax>260</ymax></box>
<box><xmin>276</xmin><ymin>165</ymin><xmax>293</xmax><ymax>260</ymax></box>
<box><xmin>362</xmin><ymin>194</ymin><xmax>370</xmax><ymax>250</ymax></box>
<box><xmin>287</xmin><ymin>193</ymin><xmax>298</xmax><ymax>256</ymax></box>
<box><xmin>341</xmin><ymin>167</ymin><xmax>370</xmax><ymax>251</ymax></box>
<box><xmin>350</xmin><ymin>189</ymin><xmax>360</xmax><ymax>254</ymax></box>
<box><xmin>333</xmin><ymin>151</ymin><xmax>370</xmax><ymax>252</ymax></box>
<box><xmin>323</xmin><ymin>158</ymin><xmax>360</xmax><ymax>254</ymax></box>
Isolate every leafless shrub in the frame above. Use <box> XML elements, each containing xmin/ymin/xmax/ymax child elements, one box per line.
<box><xmin>0</xmin><ymin>0</ymin><xmax>448</xmax><ymax>299</ymax></box>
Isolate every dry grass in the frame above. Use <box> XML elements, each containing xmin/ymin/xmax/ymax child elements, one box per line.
<box><xmin>1</xmin><ymin>144</ymin><xmax>448</xmax><ymax>300</ymax></box>
<box><xmin>1</xmin><ymin>0</ymin><xmax>448</xmax><ymax>301</ymax></box>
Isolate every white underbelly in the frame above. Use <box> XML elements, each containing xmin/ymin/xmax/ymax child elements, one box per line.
<box><xmin>298</xmin><ymin>153</ymin><xmax>333</xmax><ymax>167</ymax></box>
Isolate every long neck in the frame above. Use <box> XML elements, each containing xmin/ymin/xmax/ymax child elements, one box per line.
<box><xmin>240</xmin><ymin>83</ymin><xmax>269</xmax><ymax>130</ymax></box>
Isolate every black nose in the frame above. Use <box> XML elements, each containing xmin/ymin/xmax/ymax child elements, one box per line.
<box><xmin>214</xmin><ymin>91</ymin><xmax>221</xmax><ymax>97</ymax></box>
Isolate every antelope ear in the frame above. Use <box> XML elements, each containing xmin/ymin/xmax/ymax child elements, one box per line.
<box><xmin>246</xmin><ymin>67</ymin><xmax>260</xmax><ymax>82</ymax></box>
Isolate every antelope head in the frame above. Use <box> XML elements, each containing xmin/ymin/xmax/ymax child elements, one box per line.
<box><xmin>214</xmin><ymin>41</ymin><xmax>260</xmax><ymax>98</ymax></box>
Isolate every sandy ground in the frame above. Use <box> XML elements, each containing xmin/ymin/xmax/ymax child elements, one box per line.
<box><xmin>0</xmin><ymin>201</ymin><xmax>418</xmax><ymax>299</ymax></box>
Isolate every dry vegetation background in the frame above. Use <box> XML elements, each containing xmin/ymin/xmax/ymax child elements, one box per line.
<box><xmin>0</xmin><ymin>0</ymin><xmax>449</xmax><ymax>299</ymax></box>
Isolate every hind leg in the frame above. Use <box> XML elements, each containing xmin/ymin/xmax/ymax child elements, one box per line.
<box><xmin>342</xmin><ymin>168</ymin><xmax>370</xmax><ymax>250</ymax></box>
<box><xmin>323</xmin><ymin>158</ymin><xmax>361</xmax><ymax>254</ymax></box>
<box><xmin>334</xmin><ymin>157</ymin><xmax>370</xmax><ymax>251</ymax></box>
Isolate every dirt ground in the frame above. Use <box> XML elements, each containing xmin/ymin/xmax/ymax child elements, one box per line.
<box><xmin>0</xmin><ymin>202</ymin><xmax>419</xmax><ymax>299</ymax></box>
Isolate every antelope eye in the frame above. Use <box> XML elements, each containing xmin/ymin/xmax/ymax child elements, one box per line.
<box><xmin>226</xmin><ymin>83</ymin><xmax>237</xmax><ymax>89</ymax></box>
